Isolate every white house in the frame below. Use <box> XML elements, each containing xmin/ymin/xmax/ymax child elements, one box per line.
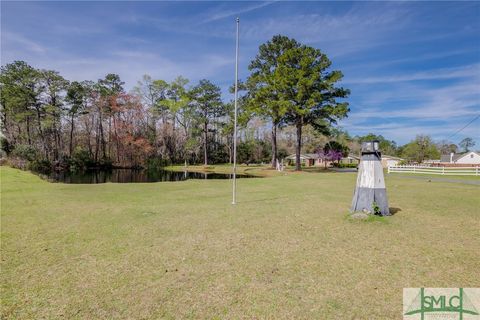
<box><xmin>285</xmin><ymin>153</ymin><xmax>321</xmax><ymax>167</ymax></box>
<box><xmin>440</xmin><ymin>152</ymin><xmax>480</xmax><ymax>165</ymax></box>
<box><xmin>381</xmin><ymin>155</ymin><xmax>403</xmax><ymax>168</ymax></box>
<box><xmin>284</xmin><ymin>153</ymin><xmax>360</xmax><ymax>167</ymax></box>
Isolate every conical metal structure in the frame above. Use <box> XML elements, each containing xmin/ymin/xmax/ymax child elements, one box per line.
<box><xmin>351</xmin><ymin>140</ymin><xmax>390</xmax><ymax>215</ymax></box>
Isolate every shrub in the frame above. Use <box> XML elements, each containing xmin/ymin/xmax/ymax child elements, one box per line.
<box><xmin>68</xmin><ymin>149</ymin><xmax>95</xmax><ymax>171</ymax></box>
<box><xmin>333</xmin><ymin>163</ymin><xmax>358</xmax><ymax>168</ymax></box>
<box><xmin>146</xmin><ymin>157</ymin><xmax>170</xmax><ymax>170</ymax></box>
<box><xmin>98</xmin><ymin>157</ymin><xmax>113</xmax><ymax>169</ymax></box>
<box><xmin>6</xmin><ymin>157</ymin><xmax>28</xmax><ymax>170</ymax></box>
<box><xmin>28</xmin><ymin>159</ymin><xmax>52</xmax><ymax>174</ymax></box>
<box><xmin>210</xmin><ymin>147</ymin><xmax>229</xmax><ymax>164</ymax></box>
<box><xmin>372</xmin><ymin>202</ymin><xmax>381</xmax><ymax>216</ymax></box>
<box><xmin>1</xmin><ymin>137</ymin><xmax>13</xmax><ymax>155</ymax></box>
<box><xmin>11</xmin><ymin>144</ymin><xmax>38</xmax><ymax>161</ymax></box>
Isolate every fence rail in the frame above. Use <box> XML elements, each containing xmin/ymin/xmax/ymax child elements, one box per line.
<box><xmin>388</xmin><ymin>165</ymin><xmax>479</xmax><ymax>176</ymax></box>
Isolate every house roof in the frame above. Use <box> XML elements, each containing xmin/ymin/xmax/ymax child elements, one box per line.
<box><xmin>382</xmin><ymin>155</ymin><xmax>403</xmax><ymax>160</ymax></box>
<box><xmin>285</xmin><ymin>153</ymin><xmax>320</xmax><ymax>160</ymax></box>
<box><xmin>440</xmin><ymin>152</ymin><xmax>479</xmax><ymax>162</ymax></box>
<box><xmin>344</xmin><ymin>154</ymin><xmax>360</xmax><ymax>160</ymax></box>
<box><xmin>285</xmin><ymin>153</ymin><xmax>403</xmax><ymax>161</ymax></box>
<box><xmin>440</xmin><ymin>154</ymin><xmax>451</xmax><ymax>162</ymax></box>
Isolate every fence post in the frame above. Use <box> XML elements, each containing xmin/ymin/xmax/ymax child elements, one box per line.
<box><xmin>413</xmin><ymin>166</ymin><xmax>416</xmax><ymax>173</ymax></box>
<box><xmin>442</xmin><ymin>167</ymin><xmax>445</xmax><ymax>175</ymax></box>
<box><xmin>388</xmin><ymin>166</ymin><xmax>390</xmax><ymax>174</ymax></box>
<box><xmin>477</xmin><ymin>167</ymin><xmax>479</xmax><ymax>176</ymax></box>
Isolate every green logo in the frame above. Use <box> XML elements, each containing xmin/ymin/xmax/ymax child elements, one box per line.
<box><xmin>404</xmin><ymin>288</ymin><xmax>479</xmax><ymax>320</ymax></box>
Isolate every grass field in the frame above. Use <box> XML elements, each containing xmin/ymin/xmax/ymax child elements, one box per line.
<box><xmin>167</xmin><ymin>164</ymin><xmax>286</xmax><ymax>177</ymax></box>
<box><xmin>1</xmin><ymin>166</ymin><xmax>479</xmax><ymax>319</ymax></box>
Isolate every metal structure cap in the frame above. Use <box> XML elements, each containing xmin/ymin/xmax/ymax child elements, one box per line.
<box><xmin>361</xmin><ymin>140</ymin><xmax>380</xmax><ymax>154</ymax></box>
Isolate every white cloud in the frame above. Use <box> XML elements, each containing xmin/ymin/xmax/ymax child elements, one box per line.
<box><xmin>201</xmin><ymin>2</ymin><xmax>276</xmax><ymax>24</ymax></box>
<box><xmin>340</xmin><ymin>73</ymin><xmax>480</xmax><ymax>144</ymax></box>
<box><xmin>234</xmin><ymin>3</ymin><xmax>412</xmax><ymax>56</ymax></box>
<box><xmin>341</xmin><ymin>120</ymin><xmax>479</xmax><ymax>144</ymax></box>
<box><xmin>4</xmin><ymin>47</ymin><xmax>235</xmax><ymax>91</ymax></box>
<box><xmin>345</xmin><ymin>64</ymin><xmax>480</xmax><ymax>84</ymax></box>
<box><xmin>1</xmin><ymin>31</ymin><xmax>46</xmax><ymax>54</ymax></box>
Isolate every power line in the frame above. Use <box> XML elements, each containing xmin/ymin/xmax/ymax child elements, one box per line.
<box><xmin>446</xmin><ymin>114</ymin><xmax>480</xmax><ymax>140</ymax></box>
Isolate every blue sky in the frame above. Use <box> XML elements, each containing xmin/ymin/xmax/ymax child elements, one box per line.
<box><xmin>1</xmin><ymin>1</ymin><xmax>479</xmax><ymax>146</ymax></box>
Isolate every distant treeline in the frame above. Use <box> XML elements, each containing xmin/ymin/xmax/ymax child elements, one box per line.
<box><xmin>0</xmin><ymin>35</ymin><xmax>472</xmax><ymax>173</ymax></box>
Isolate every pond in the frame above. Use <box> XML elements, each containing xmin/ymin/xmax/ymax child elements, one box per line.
<box><xmin>46</xmin><ymin>168</ymin><xmax>259</xmax><ymax>184</ymax></box>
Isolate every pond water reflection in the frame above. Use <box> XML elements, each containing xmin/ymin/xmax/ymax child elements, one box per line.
<box><xmin>46</xmin><ymin>168</ymin><xmax>258</xmax><ymax>184</ymax></box>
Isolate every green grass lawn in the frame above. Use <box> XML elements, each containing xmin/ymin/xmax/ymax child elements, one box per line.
<box><xmin>1</xmin><ymin>166</ymin><xmax>479</xmax><ymax>319</ymax></box>
<box><xmin>167</xmin><ymin>164</ymin><xmax>286</xmax><ymax>177</ymax></box>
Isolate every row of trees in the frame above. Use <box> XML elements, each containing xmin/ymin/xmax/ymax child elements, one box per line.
<box><xmin>0</xmin><ymin>61</ymin><xmax>246</xmax><ymax>169</ymax></box>
<box><xmin>1</xmin><ymin>35</ymin><xmax>351</xmax><ymax>171</ymax></box>
<box><xmin>246</xmin><ymin>35</ymin><xmax>349</xmax><ymax>170</ymax></box>
<box><xmin>351</xmin><ymin>134</ymin><xmax>475</xmax><ymax>163</ymax></box>
<box><xmin>1</xmin><ymin>35</ymin><xmax>475</xmax><ymax>172</ymax></box>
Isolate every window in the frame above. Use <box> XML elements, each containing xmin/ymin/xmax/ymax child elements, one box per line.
<box><xmin>471</xmin><ymin>154</ymin><xmax>474</xmax><ymax>158</ymax></box>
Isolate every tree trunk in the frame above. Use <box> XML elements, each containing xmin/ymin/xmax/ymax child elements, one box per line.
<box><xmin>52</xmin><ymin>97</ymin><xmax>60</xmax><ymax>162</ymax></box>
<box><xmin>113</xmin><ymin>116</ymin><xmax>120</xmax><ymax>163</ymax></box>
<box><xmin>151</xmin><ymin>113</ymin><xmax>157</xmax><ymax>147</ymax></box>
<box><xmin>295</xmin><ymin>118</ymin><xmax>303</xmax><ymax>171</ymax></box>
<box><xmin>85</xmin><ymin>116</ymin><xmax>94</xmax><ymax>160</ymax></box>
<box><xmin>53</xmin><ymin>113</ymin><xmax>60</xmax><ymax>162</ymax></box>
<box><xmin>108</xmin><ymin>117</ymin><xmax>112</xmax><ymax>159</ymax></box>
<box><xmin>203</xmin><ymin>121</ymin><xmax>208</xmax><ymax>166</ymax></box>
<box><xmin>56</xmin><ymin>121</ymin><xmax>62</xmax><ymax>161</ymax></box>
<box><xmin>26</xmin><ymin>116</ymin><xmax>32</xmax><ymax>145</ymax></box>
<box><xmin>271</xmin><ymin>123</ymin><xmax>277</xmax><ymax>168</ymax></box>
<box><xmin>69</xmin><ymin>115</ymin><xmax>75</xmax><ymax>156</ymax></box>
<box><xmin>99</xmin><ymin>111</ymin><xmax>106</xmax><ymax>159</ymax></box>
<box><xmin>94</xmin><ymin>114</ymin><xmax>99</xmax><ymax>162</ymax></box>
<box><xmin>35</xmin><ymin>106</ymin><xmax>48</xmax><ymax>159</ymax></box>
<box><xmin>229</xmin><ymin>135</ymin><xmax>232</xmax><ymax>164</ymax></box>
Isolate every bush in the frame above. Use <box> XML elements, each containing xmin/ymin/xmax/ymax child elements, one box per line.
<box><xmin>98</xmin><ymin>157</ymin><xmax>113</xmax><ymax>169</ymax></box>
<box><xmin>28</xmin><ymin>159</ymin><xmax>52</xmax><ymax>174</ymax></box>
<box><xmin>66</xmin><ymin>149</ymin><xmax>112</xmax><ymax>171</ymax></box>
<box><xmin>146</xmin><ymin>157</ymin><xmax>170</xmax><ymax>170</ymax></box>
<box><xmin>372</xmin><ymin>202</ymin><xmax>381</xmax><ymax>216</ymax></box>
<box><xmin>237</xmin><ymin>140</ymin><xmax>271</xmax><ymax>165</ymax></box>
<box><xmin>67</xmin><ymin>149</ymin><xmax>95</xmax><ymax>171</ymax></box>
<box><xmin>333</xmin><ymin>163</ymin><xmax>358</xmax><ymax>168</ymax></box>
<box><xmin>210</xmin><ymin>147</ymin><xmax>229</xmax><ymax>164</ymax></box>
<box><xmin>6</xmin><ymin>157</ymin><xmax>29</xmax><ymax>170</ymax></box>
<box><xmin>11</xmin><ymin>144</ymin><xmax>38</xmax><ymax>161</ymax></box>
<box><xmin>237</xmin><ymin>141</ymin><xmax>254</xmax><ymax>164</ymax></box>
<box><xmin>1</xmin><ymin>137</ymin><xmax>13</xmax><ymax>155</ymax></box>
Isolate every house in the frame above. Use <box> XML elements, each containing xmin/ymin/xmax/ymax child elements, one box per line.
<box><xmin>440</xmin><ymin>152</ymin><xmax>480</xmax><ymax>165</ymax></box>
<box><xmin>285</xmin><ymin>153</ymin><xmax>322</xmax><ymax>167</ymax></box>
<box><xmin>381</xmin><ymin>155</ymin><xmax>404</xmax><ymax>168</ymax></box>
<box><xmin>339</xmin><ymin>154</ymin><xmax>360</xmax><ymax>165</ymax></box>
<box><xmin>284</xmin><ymin>153</ymin><xmax>360</xmax><ymax>167</ymax></box>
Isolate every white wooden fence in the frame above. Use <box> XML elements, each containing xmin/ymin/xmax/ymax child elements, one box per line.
<box><xmin>388</xmin><ymin>165</ymin><xmax>479</xmax><ymax>176</ymax></box>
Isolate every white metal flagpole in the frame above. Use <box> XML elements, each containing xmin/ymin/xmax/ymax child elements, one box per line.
<box><xmin>232</xmin><ymin>17</ymin><xmax>239</xmax><ymax>205</ymax></box>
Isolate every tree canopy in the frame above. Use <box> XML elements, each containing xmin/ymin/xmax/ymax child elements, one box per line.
<box><xmin>247</xmin><ymin>35</ymin><xmax>349</xmax><ymax>170</ymax></box>
<box><xmin>1</xmin><ymin>54</ymin><xmax>452</xmax><ymax>172</ymax></box>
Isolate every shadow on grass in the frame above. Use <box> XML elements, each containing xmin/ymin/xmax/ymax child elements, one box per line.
<box><xmin>344</xmin><ymin>213</ymin><xmax>391</xmax><ymax>224</ymax></box>
<box><xmin>238</xmin><ymin>196</ymin><xmax>290</xmax><ymax>203</ymax></box>
<box><xmin>389</xmin><ymin>207</ymin><xmax>401</xmax><ymax>215</ymax></box>
<box><xmin>364</xmin><ymin>215</ymin><xmax>389</xmax><ymax>223</ymax></box>
<box><xmin>288</xmin><ymin>167</ymin><xmax>332</xmax><ymax>173</ymax></box>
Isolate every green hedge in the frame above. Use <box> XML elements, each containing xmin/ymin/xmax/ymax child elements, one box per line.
<box><xmin>333</xmin><ymin>163</ymin><xmax>358</xmax><ymax>168</ymax></box>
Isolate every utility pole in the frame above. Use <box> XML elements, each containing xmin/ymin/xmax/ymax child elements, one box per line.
<box><xmin>232</xmin><ymin>17</ymin><xmax>239</xmax><ymax>205</ymax></box>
